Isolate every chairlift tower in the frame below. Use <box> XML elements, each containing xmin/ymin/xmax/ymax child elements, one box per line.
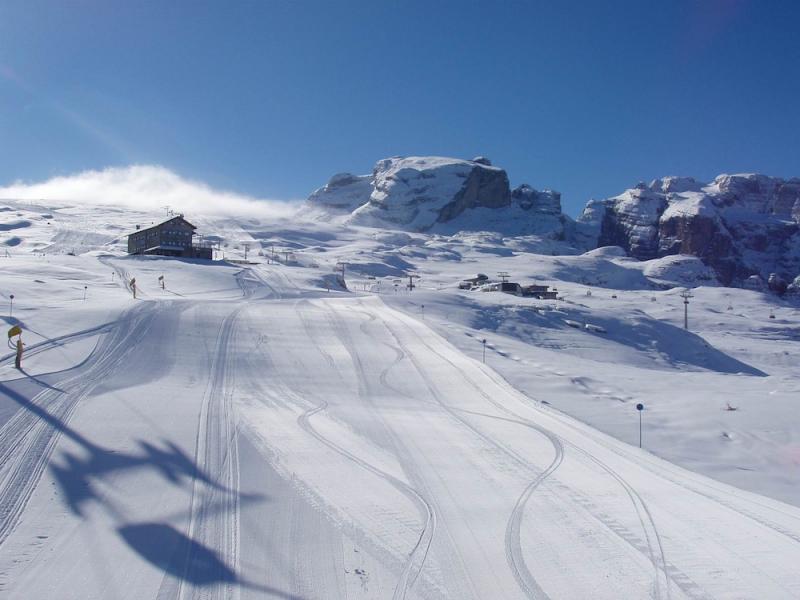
<box><xmin>336</xmin><ymin>261</ymin><xmax>348</xmax><ymax>281</ymax></box>
<box><xmin>498</xmin><ymin>271</ymin><xmax>510</xmax><ymax>283</ymax></box>
<box><xmin>680</xmin><ymin>289</ymin><xmax>693</xmax><ymax>330</ymax></box>
<box><xmin>407</xmin><ymin>274</ymin><xmax>420</xmax><ymax>291</ymax></box>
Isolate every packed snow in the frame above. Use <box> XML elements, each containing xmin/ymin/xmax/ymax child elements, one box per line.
<box><xmin>1</xmin><ymin>196</ymin><xmax>799</xmax><ymax>599</ymax></box>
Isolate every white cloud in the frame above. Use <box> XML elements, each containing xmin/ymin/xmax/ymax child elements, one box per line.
<box><xmin>0</xmin><ymin>165</ymin><xmax>300</xmax><ymax>219</ymax></box>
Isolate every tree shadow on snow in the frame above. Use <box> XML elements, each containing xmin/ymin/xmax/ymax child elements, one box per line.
<box><xmin>0</xmin><ymin>380</ymin><xmax>265</xmax><ymax>519</ymax></box>
<box><xmin>49</xmin><ymin>438</ymin><xmax>264</xmax><ymax>518</ymax></box>
<box><xmin>118</xmin><ymin>523</ymin><xmax>304</xmax><ymax>598</ymax></box>
<box><xmin>0</xmin><ymin>379</ymin><xmax>290</xmax><ymax>594</ymax></box>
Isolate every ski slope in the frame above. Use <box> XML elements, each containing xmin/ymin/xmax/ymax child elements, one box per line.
<box><xmin>1</xmin><ymin>249</ymin><xmax>799</xmax><ymax>599</ymax></box>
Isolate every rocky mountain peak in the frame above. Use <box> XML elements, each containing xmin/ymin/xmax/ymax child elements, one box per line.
<box><xmin>579</xmin><ymin>173</ymin><xmax>800</xmax><ymax>287</ymax></box>
<box><xmin>511</xmin><ymin>184</ymin><xmax>562</xmax><ymax>215</ymax></box>
<box><xmin>303</xmin><ymin>155</ymin><xmax>568</xmax><ymax>237</ymax></box>
<box><xmin>648</xmin><ymin>176</ymin><xmax>703</xmax><ymax>194</ymax></box>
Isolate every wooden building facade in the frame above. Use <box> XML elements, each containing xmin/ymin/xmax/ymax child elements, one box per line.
<box><xmin>127</xmin><ymin>215</ymin><xmax>213</xmax><ymax>259</ymax></box>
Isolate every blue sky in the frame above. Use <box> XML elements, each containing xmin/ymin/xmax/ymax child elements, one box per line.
<box><xmin>1</xmin><ymin>0</ymin><xmax>798</xmax><ymax>216</ymax></box>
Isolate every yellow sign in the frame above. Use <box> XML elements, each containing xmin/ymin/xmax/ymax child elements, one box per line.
<box><xmin>7</xmin><ymin>325</ymin><xmax>21</xmax><ymax>339</ymax></box>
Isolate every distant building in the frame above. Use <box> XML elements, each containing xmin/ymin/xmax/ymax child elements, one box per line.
<box><xmin>127</xmin><ymin>215</ymin><xmax>213</xmax><ymax>259</ymax></box>
<box><xmin>458</xmin><ymin>273</ymin><xmax>489</xmax><ymax>289</ymax></box>
<box><xmin>500</xmin><ymin>282</ymin><xmax>522</xmax><ymax>295</ymax></box>
<box><xmin>479</xmin><ymin>281</ymin><xmax>522</xmax><ymax>296</ymax></box>
<box><xmin>521</xmin><ymin>284</ymin><xmax>558</xmax><ymax>299</ymax></box>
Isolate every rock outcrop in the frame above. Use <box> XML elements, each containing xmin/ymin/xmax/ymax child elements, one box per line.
<box><xmin>579</xmin><ymin>174</ymin><xmax>800</xmax><ymax>286</ymax></box>
<box><xmin>511</xmin><ymin>184</ymin><xmax>562</xmax><ymax>215</ymax></box>
<box><xmin>350</xmin><ymin>156</ymin><xmax>511</xmax><ymax>230</ymax></box>
<box><xmin>303</xmin><ymin>155</ymin><xmax>569</xmax><ymax>237</ymax></box>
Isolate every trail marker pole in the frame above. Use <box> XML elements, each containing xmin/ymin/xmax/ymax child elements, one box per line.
<box><xmin>9</xmin><ymin>294</ymin><xmax>14</xmax><ymax>317</ymax></box>
<box><xmin>482</xmin><ymin>338</ymin><xmax>487</xmax><ymax>363</ymax></box>
<box><xmin>130</xmin><ymin>278</ymin><xmax>137</xmax><ymax>299</ymax></box>
<box><xmin>421</xmin><ymin>304</ymin><xmax>425</xmax><ymax>320</ymax></box>
<box><xmin>83</xmin><ymin>286</ymin><xmax>87</xmax><ymax>301</ymax></box>
<box><xmin>636</xmin><ymin>403</ymin><xmax>644</xmax><ymax>448</ymax></box>
<box><xmin>14</xmin><ymin>335</ymin><xmax>23</xmax><ymax>369</ymax></box>
<box><xmin>111</xmin><ymin>271</ymin><xmax>115</xmax><ymax>281</ymax></box>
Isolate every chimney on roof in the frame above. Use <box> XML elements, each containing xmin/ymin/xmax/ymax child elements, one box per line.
<box><xmin>136</xmin><ymin>225</ymin><xmax>140</xmax><ymax>230</ymax></box>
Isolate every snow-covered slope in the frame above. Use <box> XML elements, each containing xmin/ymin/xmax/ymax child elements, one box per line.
<box><xmin>1</xmin><ymin>196</ymin><xmax>800</xmax><ymax>599</ymax></box>
<box><xmin>298</xmin><ymin>172</ymin><xmax>373</xmax><ymax>220</ymax></box>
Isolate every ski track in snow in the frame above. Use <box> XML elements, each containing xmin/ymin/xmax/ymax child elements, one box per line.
<box><xmin>169</xmin><ymin>306</ymin><xmax>242</xmax><ymax>600</ymax></box>
<box><xmin>355</xmin><ymin>302</ymin><xmax>554</xmax><ymax>599</ymax></box>
<box><xmin>294</xmin><ymin>299</ymin><xmax>436</xmax><ymax>600</ymax></box>
<box><xmin>1</xmin><ymin>240</ymin><xmax>800</xmax><ymax>599</ymax></box>
<box><xmin>166</xmin><ymin>269</ymin><xmax>269</xmax><ymax>600</ymax></box>
<box><xmin>549</xmin><ymin>403</ymin><xmax>800</xmax><ymax>545</ymax></box>
<box><xmin>371</xmin><ymin>300</ymin><xmax>691</xmax><ymax>599</ymax></box>
<box><xmin>0</xmin><ymin>301</ymin><xmax>161</xmax><ymax>547</ymax></box>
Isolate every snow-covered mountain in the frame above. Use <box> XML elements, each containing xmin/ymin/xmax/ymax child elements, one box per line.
<box><xmin>301</xmin><ymin>171</ymin><xmax>373</xmax><ymax>216</ymax></box>
<box><xmin>579</xmin><ymin>174</ymin><xmax>800</xmax><ymax>290</ymax></box>
<box><xmin>302</xmin><ymin>155</ymin><xmax>574</xmax><ymax>238</ymax></box>
<box><xmin>304</xmin><ymin>160</ymin><xmax>800</xmax><ymax>294</ymax></box>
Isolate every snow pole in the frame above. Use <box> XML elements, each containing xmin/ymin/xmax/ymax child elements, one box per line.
<box><xmin>636</xmin><ymin>403</ymin><xmax>644</xmax><ymax>448</ymax></box>
<box><xmin>482</xmin><ymin>338</ymin><xmax>487</xmax><ymax>363</ymax></box>
<box><xmin>83</xmin><ymin>285</ymin><xmax>88</xmax><ymax>301</ymax></box>
<box><xmin>9</xmin><ymin>294</ymin><xmax>14</xmax><ymax>317</ymax></box>
<box><xmin>130</xmin><ymin>278</ymin><xmax>137</xmax><ymax>299</ymax></box>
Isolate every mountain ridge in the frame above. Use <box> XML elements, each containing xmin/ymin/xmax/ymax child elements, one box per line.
<box><xmin>303</xmin><ymin>156</ymin><xmax>800</xmax><ymax>293</ymax></box>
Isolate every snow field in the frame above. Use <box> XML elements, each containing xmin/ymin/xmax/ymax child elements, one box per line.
<box><xmin>1</xmin><ymin>198</ymin><xmax>800</xmax><ymax>598</ymax></box>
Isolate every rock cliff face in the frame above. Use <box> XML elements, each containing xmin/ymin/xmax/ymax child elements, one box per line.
<box><xmin>579</xmin><ymin>174</ymin><xmax>800</xmax><ymax>286</ymax></box>
<box><xmin>350</xmin><ymin>156</ymin><xmax>511</xmax><ymax>230</ymax></box>
<box><xmin>304</xmin><ymin>155</ymin><xmax>569</xmax><ymax>237</ymax></box>
<box><xmin>511</xmin><ymin>184</ymin><xmax>562</xmax><ymax>215</ymax></box>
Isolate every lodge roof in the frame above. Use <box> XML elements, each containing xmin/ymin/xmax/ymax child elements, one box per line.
<box><xmin>127</xmin><ymin>215</ymin><xmax>197</xmax><ymax>237</ymax></box>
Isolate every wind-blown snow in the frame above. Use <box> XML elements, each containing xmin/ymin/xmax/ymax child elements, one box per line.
<box><xmin>0</xmin><ymin>165</ymin><xmax>298</xmax><ymax>219</ymax></box>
